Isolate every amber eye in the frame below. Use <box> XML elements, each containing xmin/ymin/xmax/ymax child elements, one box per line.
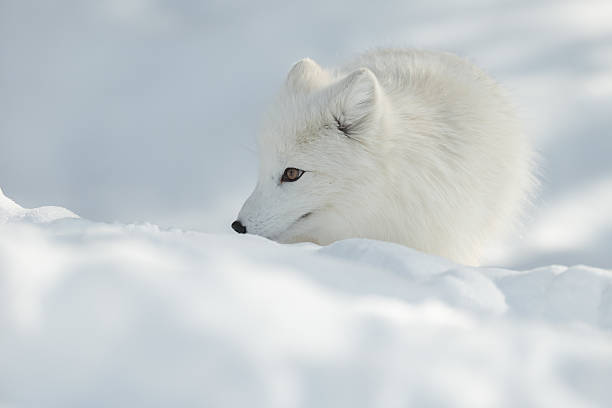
<box><xmin>281</xmin><ymin>167</ymin><xmax>305</xmax><ymax>182</ymax></box>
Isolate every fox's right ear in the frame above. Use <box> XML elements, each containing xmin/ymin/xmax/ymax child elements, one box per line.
<box><xmin>329</xmin><ymin>67</ymin><xmax>382</xmax><ymax>141</ymax></box>
<box><xmin>285</xmin><ymin>58</ymin><xmax>327</xmax><ymax>93</ymax></box>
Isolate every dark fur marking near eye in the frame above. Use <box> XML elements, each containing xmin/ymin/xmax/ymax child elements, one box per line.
<box><xmin>299</xmin><ymin>212</ymin><xmax>312</xmax><ymax>220</ymax></box>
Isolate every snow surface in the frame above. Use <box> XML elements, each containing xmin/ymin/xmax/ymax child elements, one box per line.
<box><xmin>0</xmin><ymin>186</ymin><xmax>79</xmax><ymax>224</ymax></box>
<box><xmin>1</xmin><ymin>189</ymin><xmax>611</xmax><ymax>407</ymax></box>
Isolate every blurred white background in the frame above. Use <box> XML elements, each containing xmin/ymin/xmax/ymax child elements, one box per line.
<box><xmin>1</xmin><ymin>0</ymin><xmax>611</xmax><ymax>269</ymax></box>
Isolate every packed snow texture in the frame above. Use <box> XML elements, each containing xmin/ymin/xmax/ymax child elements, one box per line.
<box><xmin>1</xmin><ymin>0</ymin><xmax>612</xmax><ymax>269</ymax></box>
<box><xmin>0</xmin><ymin>187</ymin><xmax>78</xmax><ymax>224</ymax></box>
<box><xmin>1</xmin><ymin>190</ymin><xmax>611</xmax><ymax>407</ymax></box>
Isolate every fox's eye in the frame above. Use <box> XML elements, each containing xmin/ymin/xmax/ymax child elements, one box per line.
<box><xmin>281</xmin><ymin>167</ymin><xmax>304</xmax><ymax>182</ymax></box>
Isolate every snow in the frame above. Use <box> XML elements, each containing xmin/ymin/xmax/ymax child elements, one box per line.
<box><xmin>0</xmin><ymin>186</ymin><xmax>79</xmax><ymax>224</ymax></box>
<box><xmin>1</xmin><ymin>190</ymin><xmax>611</xmax><ymax>407</ymax></box>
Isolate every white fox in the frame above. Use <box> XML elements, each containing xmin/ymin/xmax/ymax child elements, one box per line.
<box><xmin>233</xmin><ymin>49</ymin><xmax>534</xmax><ymax>265</ymax></box>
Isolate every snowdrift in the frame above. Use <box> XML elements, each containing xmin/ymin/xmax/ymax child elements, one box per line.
<box><xmin>1</xmin><ymin>188</ymin><xmax>611</xmax><ymax>407</ymax></box>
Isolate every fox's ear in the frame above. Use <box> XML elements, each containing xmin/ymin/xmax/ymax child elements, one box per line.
<box><xmin>332</xmin><ymin>68</ymin><xmax>382</xmax><ymax>140</ymax></box>
<box><xmin>286</xmin><ymin>58</ymin><xmax>326</xmax><ymax>93</ymax></box>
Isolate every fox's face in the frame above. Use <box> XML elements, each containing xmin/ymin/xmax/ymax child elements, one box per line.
<box><xmin>233</xmin><ymin>58</ymin><xmax>387</xmax><ymax>244</ymax></box>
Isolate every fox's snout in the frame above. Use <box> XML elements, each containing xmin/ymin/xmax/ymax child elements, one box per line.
<box><xmin>231</xmin><ymin>220</ymin><xmax>247</xmax><ymax>234</ymax></box>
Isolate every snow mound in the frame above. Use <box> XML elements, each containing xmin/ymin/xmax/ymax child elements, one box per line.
<box><xmin>1</xmin><ymin>190</ymin><xmax>611</xmax><ymax>407</ymax></box>
<box><xmin>0</xmin><ymin>186</ymin><xmax>78</xmax><ymax>223</ymax></box>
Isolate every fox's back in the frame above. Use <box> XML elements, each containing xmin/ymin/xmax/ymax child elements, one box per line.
<box><xmin>343</xmin><ymin>49</ymin><xmax>534</xmax><ymax>263</ymax></box>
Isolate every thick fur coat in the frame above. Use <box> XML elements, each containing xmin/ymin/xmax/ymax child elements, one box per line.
<box><xmin>235</xmin><ymin>49</ymin><xmax>534</xmax><ymax>265</ymax></box>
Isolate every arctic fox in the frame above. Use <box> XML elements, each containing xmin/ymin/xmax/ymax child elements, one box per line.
<box><xmin>232</xmin><ymin>49</ymin><xmax>534</xmax><ymax>265</ymax></box>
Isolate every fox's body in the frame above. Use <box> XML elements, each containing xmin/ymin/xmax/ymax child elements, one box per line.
<box><xmin>234</xmin><ymin>49</ymin><xmax>534</xmax><ymax>265</ymax></box>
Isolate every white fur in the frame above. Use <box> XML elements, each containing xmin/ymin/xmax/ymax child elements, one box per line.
<box><xmin>236</xmin><ymin>49</ymin><xmax>535</xmax><ymax>265</ymax></box>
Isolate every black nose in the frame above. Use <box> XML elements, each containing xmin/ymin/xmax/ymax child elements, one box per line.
<box><xmin>231</xmin><ymin>220</ymin><xmax>247</xmax><ymax>234</ymax></box>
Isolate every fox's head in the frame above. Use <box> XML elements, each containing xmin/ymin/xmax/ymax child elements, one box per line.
<box><xmin>233</xmin><ymin>58</ymin><xmax>391</xmax><ymax>244</ymax></box>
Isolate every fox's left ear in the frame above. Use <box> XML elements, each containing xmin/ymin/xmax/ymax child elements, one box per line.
<box><xmin>331</xmin><ymin>68</ymin><xmax>383</xmax><ymax>140</ymax></box>
<box><xmin>286</xmin><ymin>58</ymin><xmax>328</xmax><ymax>93</ymax></box>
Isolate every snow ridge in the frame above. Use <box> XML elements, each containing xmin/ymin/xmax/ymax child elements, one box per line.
<box><xmin>0</xmin><ymin>186</ymin><xmax>78</xmax><ymax>223</ymax></box>
<box><xmin>1</xmin><ymin>188</ymin><xmax>611</xmax><ymax>407</ymax></box>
